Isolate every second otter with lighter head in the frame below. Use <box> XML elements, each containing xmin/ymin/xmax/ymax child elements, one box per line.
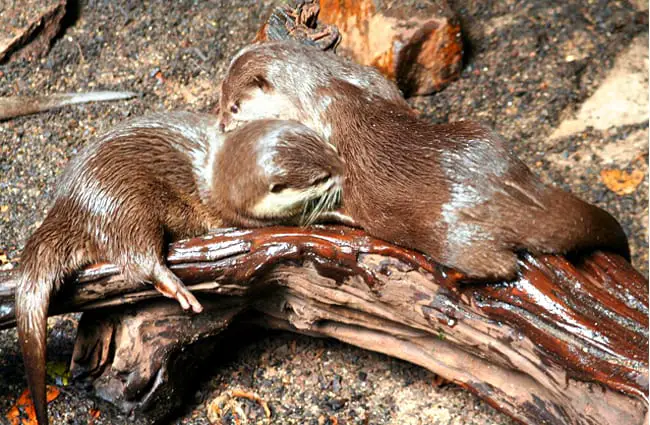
<box><xmin>217</xmin><ymin>41</ymin><xmax>630</xmax><ymax>279</ymax></box>
<box><xmin>15</xmin><ymin>112</ymin><xmax>344</xmax><ymax>425</ymax></box>
<box><xmin>218</xmin><ymin>41</ymin><xmax>409</xmax><ymax>136</ymax></box>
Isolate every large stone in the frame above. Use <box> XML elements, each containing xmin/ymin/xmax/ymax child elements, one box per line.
<box><xmin>550</xmin><ymin>33</ymin><xmax>649</xmax><ymax>140</ymax></box>
<box><xmin>548</xmin><ymin>128</ymin><xmax>649</xmax><ymax>169</ymax></box>
<box><xmin>0</xmin><ymin>0</ymin><xmax>68</xmax><ymax>63</ymax></box>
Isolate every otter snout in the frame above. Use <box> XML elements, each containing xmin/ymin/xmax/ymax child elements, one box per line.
<box><xmin>218</xmin><ymin>112</ymin><xmax>230</xmax><ymax>133</ymax></box>
<box><xmin>218</xmin><ymin>112</ymin><xmax>245</xmax><ymax>133</ymax></box>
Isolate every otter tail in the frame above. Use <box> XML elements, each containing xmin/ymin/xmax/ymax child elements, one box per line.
<box><xmin>16</xmin><ymin>276</ymin><xmax>52</xmax><ymax>425</ymax></box>
<box><xmin>15</xmin><ymin>219</ymin><xmax>81</xmax><ymax>425</ymax></box>
<box><xmin>520</xmin><ymin>187</ymin><xmax>630</xmax><ymax>260</ymax></box>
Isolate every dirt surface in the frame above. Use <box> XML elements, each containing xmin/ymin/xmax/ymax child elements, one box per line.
<box><xmin>0</xmin><ymin>0</ymin><xmax>647</xmax><ymax>424</ymax></box>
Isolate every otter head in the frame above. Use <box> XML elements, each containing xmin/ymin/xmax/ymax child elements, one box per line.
<box><xmin>215</xmin><ymin>119</ymin><xmax>344</xmax><ymax>227</ymax></box>
<box><xmin>218</xmin><ymin>45</ymin><xmax>301</xmax><ymax>133</ymax></box>
<box><xmin>218</xmin><ymin>41</ymin><xmax>408</xmax><ymax>138</ymax></box>
<box><xmin>218</xmin><ymin>42</ymin><xmax>336</xmax><ymax>138</ymax></box>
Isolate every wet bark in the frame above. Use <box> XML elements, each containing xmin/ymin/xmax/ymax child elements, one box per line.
<box><xmin>0</xmin><ymin>226</ymin><xmax>647</xmax><ymax>424</ymax></box>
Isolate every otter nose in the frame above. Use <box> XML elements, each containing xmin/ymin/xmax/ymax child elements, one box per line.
<box><xmin>219</xmin><ymin>115</ymin><xmax>231</xmax><ymax>133</ymax></box>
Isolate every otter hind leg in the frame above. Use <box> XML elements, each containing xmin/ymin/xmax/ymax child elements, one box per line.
<box><xmin>449</xmin><ymin>246</ymin><xmax>520</xmax><ymax>282</ymax></box>
<box><xmin>119</xmin><ymin>250</ymin><xmax>203</xmax><ymax>314</ymax></box>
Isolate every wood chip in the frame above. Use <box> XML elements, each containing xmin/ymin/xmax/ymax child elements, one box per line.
<box><xmin>600</xmin><ymin>168</ymin><xmax>645</xmax><ymax>195</ymax></box>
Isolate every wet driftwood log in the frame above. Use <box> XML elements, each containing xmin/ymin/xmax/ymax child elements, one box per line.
<box><xmin>253</xmin><ymin>0</ymin><xmax>463</xmax><ymax>96</ymax></box>
<box><xmin>0</xmin><ymin>226</ymin><xmax>647</xmax><ymax>424</ymax></box>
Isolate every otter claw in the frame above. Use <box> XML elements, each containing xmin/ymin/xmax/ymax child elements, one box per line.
<box><xmin>307</xmin><ymin>29</ymin><xmax>330</xmax><ymax>42</ymax></box>
<box><xmin>181</xmin><ymin>290</ymin><xmax>203</xmax><ymax>314</ymax></box>
<box><xmin>175</xmin><ymin>293</ymin><xmax>190</xmax><ymax>311</ymax></box>
<box><xmin>173</xmin><ymin>286</ymin><xmax>203</xmax><ymax>314</ymax></box>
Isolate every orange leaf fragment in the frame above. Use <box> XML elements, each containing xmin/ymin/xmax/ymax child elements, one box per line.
<box><xmin>231</xmin><ymin>389</ymin><xmax>271</xmax><ymax>418</ymax></box>
<box><xmin>432</xmin><ymin>374</ymin><xmax>449</xmax><ymax>387</ymax></box>
<box><xmin>206</xmin><ymin>388</ymin><xmax>272</xmax><ymax>424</ymax></box>
<box><xmin>5</xmin><ymin>386</ymin><xmax>61</xmax><ymax>425</ymax></box>
<box><xmin>45</xmin><ymin>386</ymin><xmax>60</xmax><ymax>403</ymax></box>
<box><xmin>88</xmin><ymin>408</ymin><xmax>101</xmax><ymax>424</ymax></box>
<box><xmin>600</xmin><ymin>168</ymin><xmax>645</xmax><ymax>195</ymax></box>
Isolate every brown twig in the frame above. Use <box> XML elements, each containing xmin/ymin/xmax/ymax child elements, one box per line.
<box><xmin>0</xmin><ymin>91</ymin><xmax>139</xmax><ymax>121</ymax></box>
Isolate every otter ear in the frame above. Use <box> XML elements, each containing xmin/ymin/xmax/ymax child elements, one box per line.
<box><xmin>252</xmin><ymin>75</ymin><xmax>271</xmax><ymax>92</ymax></box>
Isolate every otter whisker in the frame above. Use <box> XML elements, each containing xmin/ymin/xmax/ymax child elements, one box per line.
<box><xmin>298</xmin><ymin>178</ymin><xmax>344</xmax><ymax>227</ymax></box>
<box><xmin>305</xmin><ymin>192</ymin><xmax>328</xmax><ymax>226</ymax></box>
<box><xmin>300</xmin><ymin>196</ymin><xmax>311</xmax><ymax>225</ymax></box>
<box><xmin>303</xmin><ymin>187</ymin><xmax>331</xmax><ymax>226</ymax></box>
<box><xmin>300</xmin><ymin>194</ymin><xmax>319</xmax><ymax>226</ymax></box>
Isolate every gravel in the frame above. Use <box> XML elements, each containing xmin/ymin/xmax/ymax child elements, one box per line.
<box><xmin>0</xmin><ymin>0</ymin><xmax>647</xmax><ymax>424</ymax></box>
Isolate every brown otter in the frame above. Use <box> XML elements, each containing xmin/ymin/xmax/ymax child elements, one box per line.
<box><xmin>15</xmin><ymin>111</ymin><xmax>344</xmax><ymax>425</ymax></box>
<box><xmin>216</xmin><ymin>40</ymin><xmax>630</xmax><ymax>279</ymax></box>
<box><xmin>218</xmin><ymin>41</ymin><xmax>409</xmax><ymax>136</ymax></box>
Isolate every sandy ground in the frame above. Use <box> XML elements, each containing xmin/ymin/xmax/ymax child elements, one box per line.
<box><xmin>0</xmin><ymin>0</ymin><xmax>647</xmax><ymax>424</ymax></box>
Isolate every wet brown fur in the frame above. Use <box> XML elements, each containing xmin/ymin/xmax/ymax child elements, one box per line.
<box><xmin>218</xmin><ymin>41</ymin><xmax>409</xmax><ymax>132</ymax></box>
<box><xmin>218</xmin><ymin>42</ymin><xmax>630</xmax><ymax>280</ymax></box>
<box><xmin>214</xmin><ymin>120</ymin><xmax>343</xmax><ymax>226</ymax></box>
<box><xmin>15</xmin><ymin>112</ymin><xmax>343</xmax><ymax>425</ymax></box>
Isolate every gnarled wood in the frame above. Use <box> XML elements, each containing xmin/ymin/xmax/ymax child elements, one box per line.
<box><xmin>253</xmin><ymin>1</ymin><xmax>341</xmax><ymax>51</ymax></box>
<box><xmin>251</xmin><ymin>0</ymin><xmax>463</xmax><ymax>96</ymax></box>
<box><xmin>0</xmin><ymin>226</ymin><xmax>647</xmax><ymax>424</ymax></box>
<box><xmin>317</xmin><ymin>0</ymin><xmax>463</xmax><ymax>96</ymax></box>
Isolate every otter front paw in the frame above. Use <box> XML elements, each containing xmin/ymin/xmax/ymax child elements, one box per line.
<box><xmin>150</xmin><ymin>263</ymin><xmax>203</xmax><ymax>313</ymax></box>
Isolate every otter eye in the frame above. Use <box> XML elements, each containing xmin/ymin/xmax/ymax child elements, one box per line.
<box><xmin>311</xmin><ymin>173</ymin><xmax>331</xmax><ymax>186</ymax></box>
<box><xmin>230</xmin><ymin>103</ymin><xmax>239</xmax><ymax>114</ymax></box>
<box><xmin>270</xmin><ymin>183</ymin><xmax>288</xmax><ymax>193</ymax></box>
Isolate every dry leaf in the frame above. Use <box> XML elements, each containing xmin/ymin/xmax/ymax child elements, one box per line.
<box><xmin>600</xmin><ymin>168</ymin><xmax>645</xmax><ymax>195</ymax></box>
<box><xmin>88</xmin><ymin>408</ymin><xmax>101</xmax><ymax>424</ymax></box>
<box><xmin>46</xmin><ymin>361</ymin><xmax>71</xmax><ymax>386</ymax></box>
<box><xmin>206</xmin><ymin>389</ymin><xmax>271</xmax><ymax>424</ymax></box>
<box><xmin>5</xmin><ymin>386</ymin><xmax>61</xmax><ymax>425</ymax></box>
<box><xmin>230</xmin><ymin>390</ymin><xmax>271</xmax><ymax>418</ymax></box>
